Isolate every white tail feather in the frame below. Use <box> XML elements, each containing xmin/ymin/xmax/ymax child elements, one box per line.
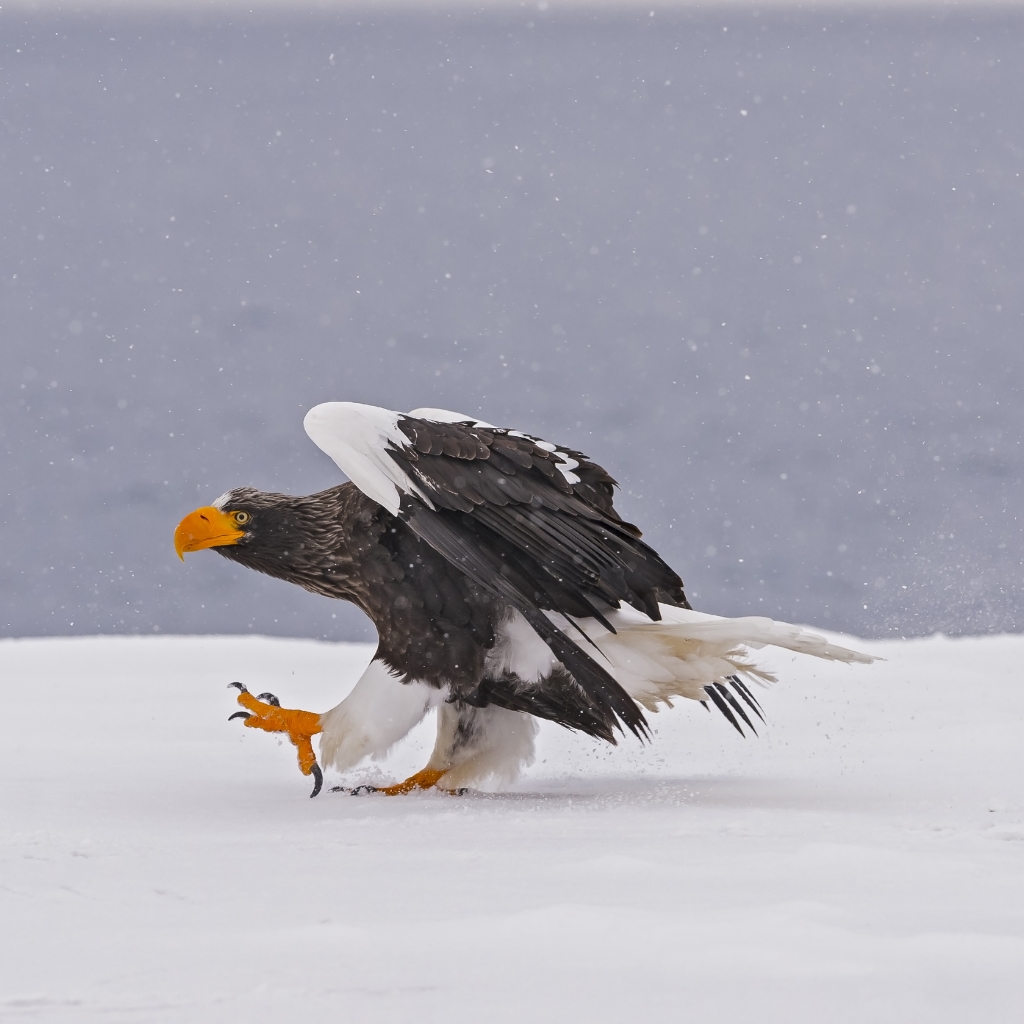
<box><xmin>563</xmin><ymin>604</ymin><xmax>875</xmax><ymax>712</ymax></box>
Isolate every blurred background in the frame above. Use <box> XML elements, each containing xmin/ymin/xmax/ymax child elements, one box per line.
<box><xmin>2</xmin><ymin>2</ymin><xmax>1022</xmax><ymax>642</ymax></box>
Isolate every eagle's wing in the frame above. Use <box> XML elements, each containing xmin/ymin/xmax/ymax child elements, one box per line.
<box><xmin>303</xmin><ymin>402</ymin><xmax>688</xmax><ymax>740</ymax></box>
<box><xmin>404</xmin><ymin>406</ymin><xmax>630</xmax><ymax>528</ymax></box>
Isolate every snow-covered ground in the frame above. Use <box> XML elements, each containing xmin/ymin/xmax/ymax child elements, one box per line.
<box><xmin>1</xmin><ymin>632</ymin><xmax>1022</xmax><ymax>1022</ymax></box>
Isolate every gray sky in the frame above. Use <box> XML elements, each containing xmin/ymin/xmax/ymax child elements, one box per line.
<box><xmin>3</xmin><ymin>5</ymin><xmax>1022</xmax><ymax>640</ymax></box>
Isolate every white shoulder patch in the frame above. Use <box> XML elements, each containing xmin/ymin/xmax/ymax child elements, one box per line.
<box><xmin>304</xmin><ymin>402</ymin><xmax>584</xmax><ymax>506</ymax></box>
<box><xmin>303</xmin><ymin>402</ymin><xmax>432</xmax><ymax>515</ymax></box>
<box><xmin>407</xmin><ymin>407</ymin><xmax>496</xmax><ymax>429</ymax></box>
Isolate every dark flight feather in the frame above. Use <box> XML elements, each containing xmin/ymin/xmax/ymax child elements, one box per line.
<box><xmin>712</xmin><ymin>681</ymin><xmax>759</xmax><ymax>736</ymax></box>
<box><xmin>726</xmin><ymin>674</ymin><xmax>766</xmax><ymax>723</ymax></box>
<box><xmin>704</xmin><ymin>684</ymin><xmax>746</xmax><ymax>737</ymax></box>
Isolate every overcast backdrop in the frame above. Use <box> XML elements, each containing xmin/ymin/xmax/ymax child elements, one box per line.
<box><xmin>2</xmin><ymin>5</ymin><xmax>1022</xmax><ymax>642</ymax></box>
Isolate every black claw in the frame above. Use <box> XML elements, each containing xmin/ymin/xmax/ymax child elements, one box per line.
<box><xmin>228</xmin><ymin>681</ymin><xmax>248</xmax><ymax>693</ymax></box>
<box><xmin>228</xmin><ymin>710</ymin><xmax>252</xmax><ymax>722</ymax></box>
<box><xmin>256</xmin><ymin>692</ymin><xmax>281</xmax><ymax>707</ymax></box>
<box><xmin>309</xmin><ymin>763</ymin><xmax>323</xmax><ymax>798</ymax></box>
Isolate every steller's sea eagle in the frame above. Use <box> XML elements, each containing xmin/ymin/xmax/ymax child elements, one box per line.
<box><xmin>174</xmin><ymin>403</ymin><xmax>873</xmax><ymax>797</ymax></box>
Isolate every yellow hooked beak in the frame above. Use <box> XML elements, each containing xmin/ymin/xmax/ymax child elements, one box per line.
<box><xmin>174</xmin><ymin>506</ymin><xmax>247</xmax><ymax>560</ymax></box>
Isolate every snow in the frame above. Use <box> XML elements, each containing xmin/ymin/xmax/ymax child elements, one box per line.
<box><xmin>2</xmin><ymin>632</ymin><xmax>1022</xmax><ymax>1022</ymax></box>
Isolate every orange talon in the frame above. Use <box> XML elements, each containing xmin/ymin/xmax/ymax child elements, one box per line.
<box><xmin>229</xmin><ymin>684</ymin><xmax>324</xmax><ymax>794</ymax></box>
<box><xmin>375</xmin><ymin>767</ymin><xmax>449</xmax><ymax>796</ymax></box>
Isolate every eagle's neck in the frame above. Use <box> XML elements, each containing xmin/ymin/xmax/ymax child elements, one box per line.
<box><xmin>217</xmin><ymin>483</ymin><xmax>380</xmax><ymax>604</ymax></box>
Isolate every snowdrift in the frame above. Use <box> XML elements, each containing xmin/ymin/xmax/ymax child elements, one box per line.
<box><xmin>1</xmin><ymin>633</ymin><xmax>1022</xmax><ymax>1023</ymax></box>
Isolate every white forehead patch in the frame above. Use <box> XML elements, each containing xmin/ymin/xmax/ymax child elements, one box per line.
<box><xmin>212</xmin><ymin>491</ymin><xmax>233</xmax><ymax>510</ymax></box>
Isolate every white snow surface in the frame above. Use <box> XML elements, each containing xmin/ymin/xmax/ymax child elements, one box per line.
<box><xmin>2</xmin><ymin>632</ymin><xmax>1022</xmax><ymax>1022</ymax></box>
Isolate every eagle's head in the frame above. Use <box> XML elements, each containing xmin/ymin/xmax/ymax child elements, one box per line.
<box><xmin>173</xmin><ymin>487</ymin><xmax>265</xmax><ymax>560</ymax></box>
<box><xmin>174</xmin><ymin>485</ymin><xmax>363</xmax><ymax>598</ymax></box>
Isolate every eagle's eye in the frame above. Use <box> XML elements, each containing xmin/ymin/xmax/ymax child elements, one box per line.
<box><xmin>233</xmin><ymin>511</ymin><xmax>251</xmax><ymax>525</ymax></box>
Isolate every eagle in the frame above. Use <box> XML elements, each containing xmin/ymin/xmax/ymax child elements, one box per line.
<box><xmin>174</xmin><ymin>402</ymin><xmax>871</xmax><ymax>797</ymax></box>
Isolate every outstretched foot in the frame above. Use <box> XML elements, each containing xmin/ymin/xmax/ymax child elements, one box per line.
<box><xmin>228</xmin><ymin>683</ymin><xmax>324</xmax><ymax>797</ymax></box>
<box><xmin>376</xmin><ymin>767</ymin><xmax>448</xmax><ymax>795</ymax></box>
<box><xmin>330</xmin><ymin>766</ymin><xmax>465</xmax><ymax>797</ymax></box>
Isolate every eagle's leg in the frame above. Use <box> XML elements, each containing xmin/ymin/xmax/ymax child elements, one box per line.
<box><xmin>228</xmin><ymin>683</ymin><xmax>325</xmax><ymax>797</ymax></box>
<box><xmin>368</xmin><ymin>701</ymin><xmax>475</xmax><ymax>795</ymax></box>
<box><xmin>374</xmin><ymin>767</ymin><xmax>449</xmax><ymax>795</ymax></box>
<box><xmin>361</xmin><ymin>702</ymin><xmax>470</xmax><ymax>796</ymax></box>
<box><xmin>372</xmin><ymin>701</ymin><xmax>536</xmax><ymax>795</ymax></box>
